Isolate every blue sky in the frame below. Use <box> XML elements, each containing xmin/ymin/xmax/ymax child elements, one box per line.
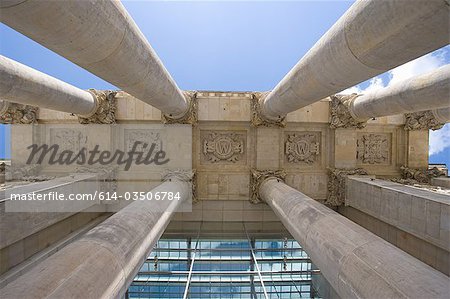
<box><xmin>0</xmin><ymin>0</ymin><xmax>449</xmax><ymax>166</ymax></box>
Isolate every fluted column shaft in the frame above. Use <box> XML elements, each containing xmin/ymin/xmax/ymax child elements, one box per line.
<box><xmin>260</xmin><ymin>178</ymin><xmax>449</xmax><ymax>299</ymax></box>
<box><xmin>1</xmin><ymin>0</ymin><xmax>188</xmax><ymax>117</ymax></box>
<box><xmin>0</xmin><ymin>179</ymin><xmax>191</xmax><ymax>299</ymax></box>
<box><xmin>261</xmin><ymin>0</ymin><xmax>449</xmax><ymax>119</ymax></box>
<box><xmin>0</xmin><ymin>55</ymin><xmax>96</xmax><ymax>116</ymax></box>
<box><xmin>350</xmin><ymin>65</ymin><xmax>450</xmax><ymax>121</ymax></box>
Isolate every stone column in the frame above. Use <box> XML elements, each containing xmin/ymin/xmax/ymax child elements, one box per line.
<box><xmin>351</xmin><ymin>65</ymin><xmax>450</xmax><ymax>121</ymax></box>
<box><xmin>0</xmin><ymin>55</ymin><xmax>96</xmax><ymax>116</ymax></box>
<box><xmin>257</xmin><ymin>176</ymin><xmax>449</xmax><ymax>298</ymax></box>
<box><xmin>260</xmin><ymin>0</ymin><xmax>448</xmax><ymax>120</ymax></box>
<box><xmin>0</xmin><ymin>173</ymin><xmax>193</xmax><ymax>299</ymax></box>
<box><xmin>1</xmin><ymin>1</ymin><xmax>189</xmax><ymax>119</ymax></box>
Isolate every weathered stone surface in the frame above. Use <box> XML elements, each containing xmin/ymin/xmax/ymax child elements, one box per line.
<box><xmin>356</xmin><ymin>133</ymin><xmax>391</xmax><ymax>164</ymax></box>
<box><xmin>395</xmin><ymin>165</ymin><xmax>446</xmax><ymax>185</ymax></box>
<box><xmin>250</xmin><ymin>169</ymin><xmax>286</xmax><ymax>204</ymax></box>
<box><xmin>326</xmin><ymin>168</ymin><xmax>367</xmax><ymax>206</ymax></box>
<box><xmin>330</xmin><ymin>94</ymin><xmax>366</xmax><ymax>129</ymax></box>
<box><xmin>78</xmin><ymin>90</ymin><xmax>117</xmax><ymax>124</ymax></box>
<box><xmin>284</xmin><ymin>132</ymin><xmax>320</xmax><ymax>164</ymax></box>
<box><xmin>251</xmin><ymin>93</ymin><xmax>286</xmax><ymax>127</ymax></box>
<box><xmin>0</xmin><ymin>56</ymin><xmax>96</xmax><ymax>116</ymax></box>
<box><xmin>260</xmin><ymin>178</ymin><xmax>450</xmax><ymax>299</ymax></box>
<box><xmin>201</xmin><ymin>131</ymin><xmax>246</xmax><ymax>164</ymax></box>
<box><xmin>260</xmin><ymin>0</ymin><xmax>449</xmax><ymax>119</ymax></box>
<box><xmin>0</xmin><ymin>101</ymin><xmax>38</xmax><ymax>124</ymax></box>
<box><xmin>404</xmin><ymin>110</ymin><xmax>445</xmax><ymax>131</ymax></box>
<box><xmin>162</xmin><ymin>91</ymin><xmax>198</xmax><ymax>125</ymax></box>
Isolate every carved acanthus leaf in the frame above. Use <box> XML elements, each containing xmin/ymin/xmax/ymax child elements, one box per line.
<box><xmin>0</xmin><ymin>102</ymin><xmax>38</xmax><ymax>124</ymax></box>
<box><xmin>250</xmin><ymin>169</ymin><xmax>286</xmax><ymax>204</ymax></box>
<box><xmin>329</xmin><ymin>94</ymin><xmax>366</xmax><ymax>129</ymax></box>
<box><xmin>251</xmin><ymin>93</ymin><xmax>286</xmax><ymax>128</ymax></box>
<box><xmin>162</xmin><ymin>91</ymin><xmax>198</xmax><ymax>125</ymax></box>
<box><xmin>78</xmin><ymin>89</ymin><xmax>117</xmax><ymax>124</ymax></box>
<box><xmin>326</xmin><ymin>168</ymin><xmax>367</xmax><ymax>207</ymax></box>
<box><xmin>404</xmin><ymin>111</ymin><xmax>445</xmax><ymax>131</ymax></box>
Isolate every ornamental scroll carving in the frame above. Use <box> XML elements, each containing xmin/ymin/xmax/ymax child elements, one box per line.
<box><xmin>285</xmin><ymin>132</ymin><xmax>320</xmax><ymax>164</ymax></box>
<box><xmin>202</xmin><ymin>131</ymin><xmax>245</xmax><ymax>163</ymax></box>
<box><xmin>392</xmin><ymin>165</ymin><xmax>446</xmax><ymax>185</ymax></box>
<box><xmin>356</xmin><ymin>133</ymin><xmax>390</xmax><ymax>164</ymax></box>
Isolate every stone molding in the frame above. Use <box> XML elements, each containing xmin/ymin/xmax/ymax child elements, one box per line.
<box><xmin>250</xmin><ymin>169</ymin><xmax>286</xmax><ymax>204</ymax></box>
<box><xmin>404</xmin><ymin>110</ymin><xmax>445</xmax><ymax>131</ymax></box>
<box><xmin>330</xmin><ymin>94</ymin><xmax>366</xmax><ymax>129</ymax></box>
<box><xmin>285</xmin><ymin>132</ymin><xmax>320</xmax><ymax>164</ymax></box>
<box><xmin>251</xmin><ymin>93</ymin><xmax>286</xmax><ymax>127</ymax></box>
<box><xmin>202</xmin><ymin>131</ymin><xmax>245</xmax><ymax>163</ymax></box>
<box><xmin>326</xmin><ymin>168</ymin><xmax>367</xmax><ymax>206</ymax></box>
<box><xmin>162</xmin><ymin>91</ymin><xmax>198</xmax><ymax>125</ymax></box>
<box><xmin>78</xmin><ymin>89</ymin><xmax>117</xmax><ymax>124</ymax></box>
<box><xmin>0</xmin><ymin>101</ymin><xmax>38</xmax><ymax>124</ymax></box>
<box><xmin>162</xmin><ymin>169</ymin><xmax>197</xmax><ymax>202</ymax></box>
<box><xmin>394</xmin><ymin>165</ymin><xmax>446</xmax><ymax>184</ymax></box>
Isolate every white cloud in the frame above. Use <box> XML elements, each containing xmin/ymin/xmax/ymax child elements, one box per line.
<box><xmin>339</xmin><ymin>47</ymin><xmax>448</xmax><ymax>95</ymax></box>
<box><xmin>388</xmin><ymin>50</ymin><xmax>447</xmax><ymax>86</ymax></box>
<box><xmin>429</xmin><ymin>124</ymin><xmax>450</xmax><ymax>156</ymax></box>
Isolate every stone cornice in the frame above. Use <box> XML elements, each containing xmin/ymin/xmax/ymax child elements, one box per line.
<box><xmin>162</xmin><ymin>91</ymin><xmax>198</xmax><ymax>125</ymax></box>
<box><xmin>251</xmin><ymin>93</ymin><xmax>286</xmax><ymax>128</ymax></box>
<box><xmin>329</xmin><ymin>94</ymin><xmax>367</xmax><ymax>129</ymax></box>
<box><xmin>78</xmin><ymin>89</ymin><xmax>117</xmax><ymax>124</ymax></box>
<box><xmin>0</xmin><ymin>101</ymin><xmax>38</xmax><ymax>124</ymax></box>
<box><xmin>250</xmin><ymin>169</ymin><xmax>286</xmax><ymax>204</ymax></box>
<box><xmin>326</xmin><ymin>168</ymin><xmax>368</xmax><ymax>206</ymax></box>
<box><xmin>404</xmin><ymin>110</ymin><xmax>445</xmax><ymax>131</ymax></box>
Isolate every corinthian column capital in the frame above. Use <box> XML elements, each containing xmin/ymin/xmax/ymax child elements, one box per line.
<box><xmin>329</xmin><ymin>94</ymin><xmax>367</xmax><ymax>129</ymax></box>
<box><xmin>78</xmin><ymin>89</ymin><xmax>117</xmax><ymax>124</ymax></box>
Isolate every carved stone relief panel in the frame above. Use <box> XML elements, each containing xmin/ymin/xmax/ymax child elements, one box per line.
<box><xmin>200</xmin><ymin>130</ymin><xmax>246</xmax><ymax>164</ymax></box>
<box><xmin>124</xmin><ymin>129</ymin><xmax>162</xmax><ymax>153</ymax></box>
<box><xmin>356</xmin><ymin>133</ymin><xmax>391</xmax><ymax>165</ymax></box>
<box><xmin>49</xmin><ymin>128</ymin><xmax>88</xmax><ymax>164</ymax></box>
<box><xmin>284</xmin><ymin>132</ymin><xmax>321</xmax><ymax>165</ymax></box>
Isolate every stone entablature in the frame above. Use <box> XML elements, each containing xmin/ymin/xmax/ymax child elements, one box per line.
<box><xmin>394</xmin><ymin>165</ymin><xmax>446</xmax><ymax>185</ymax></box>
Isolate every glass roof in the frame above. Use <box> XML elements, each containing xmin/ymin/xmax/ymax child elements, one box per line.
<box><xmin>126</xmin><ymin>223</ymin><xmax>322</xmax><ymax>299</ymax></box>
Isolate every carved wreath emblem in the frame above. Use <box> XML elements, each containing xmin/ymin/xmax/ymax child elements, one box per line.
<box><xmin>203</xmin><ymin>132</ymin><xmax>244</xmax><ymax>163</ymax></box>
<box><xmin>285</xmin><ymin>133</ymin><xmax>319</xmax><ymax>164</ymax></box>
